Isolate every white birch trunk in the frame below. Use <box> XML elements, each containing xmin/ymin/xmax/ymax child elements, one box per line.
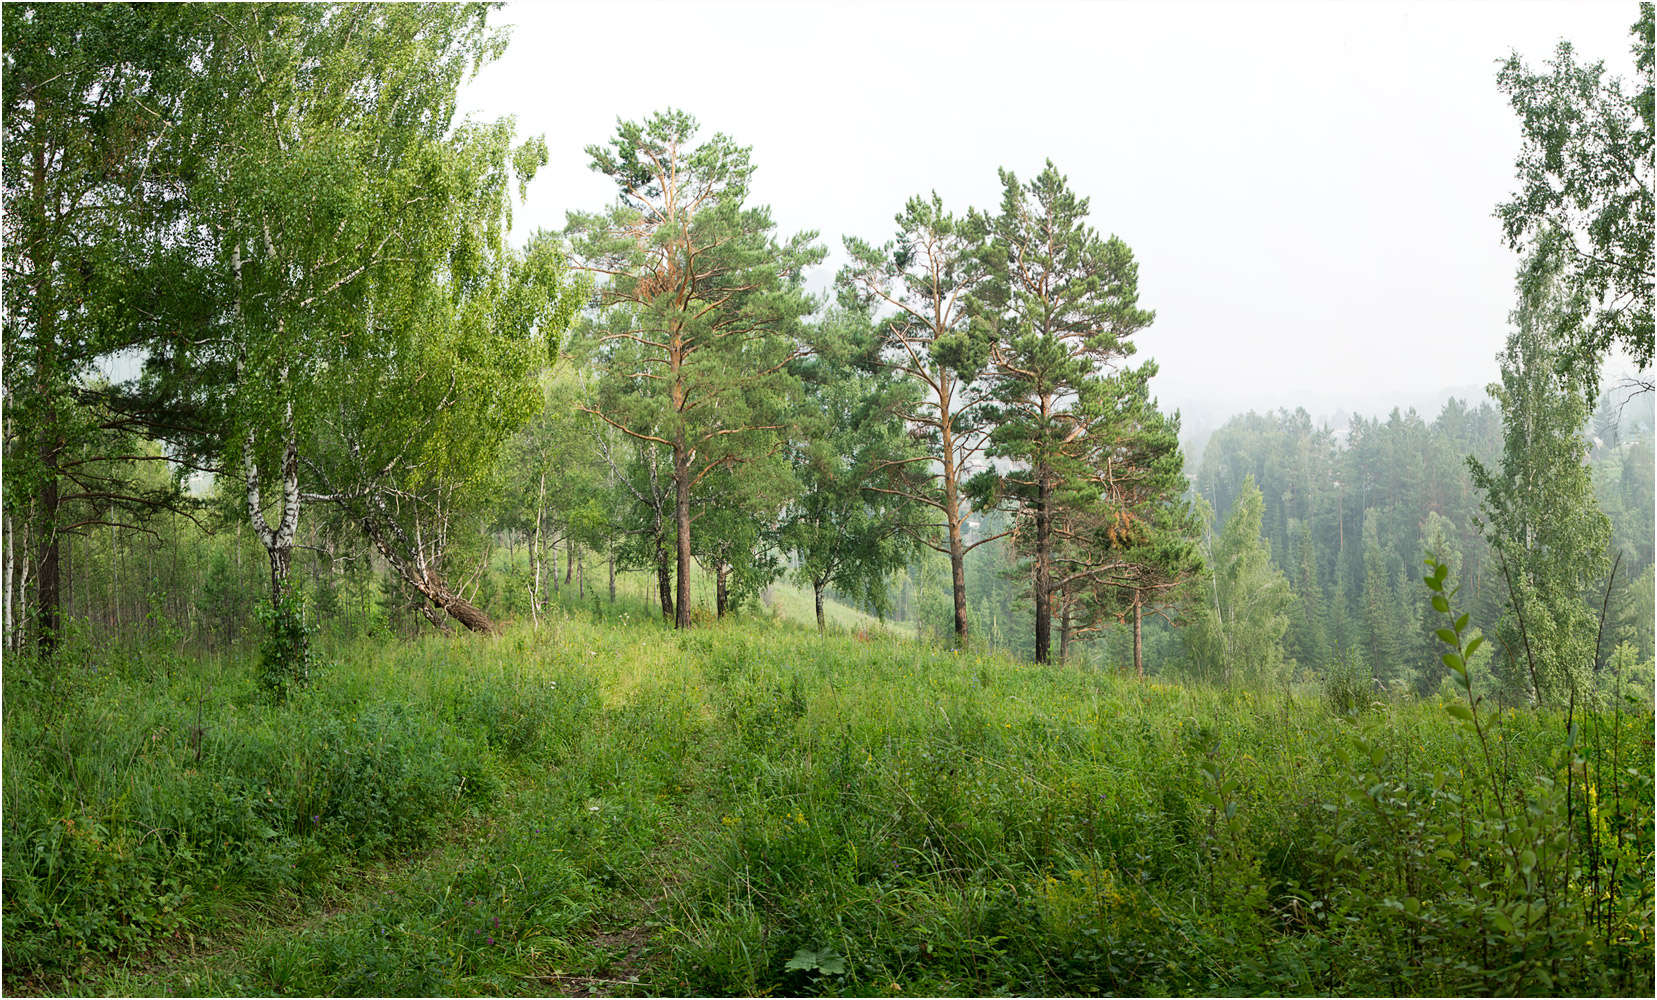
<box><xmin>3</xmin><ymin>510</ymin><xmax>13</xmax><ymax>650</ymax></box>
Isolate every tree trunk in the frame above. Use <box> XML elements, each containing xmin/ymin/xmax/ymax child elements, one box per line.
<box><xmin>1059</xmin><ymin>600</ymin><xmax>1073</xmax><ymax>662</ymax></box>
<box><xmin>565</xmin><ymin>535</ymin><xmax>575</xmax><ymax>586</ymax></box>
<box><xmin>3</xmin><ymin>511</ymin><xmax>12</xmax><ymax>652</ymax></box>
<box><xmin>939</xmin><ymin>390</ymin><xmax>969</xmax><ymax>648</ymax></box>
<box><xmin>431</xmin><ymin>589</ymin><xmax>494</xmax><ymax>633</ymax></box>
<box><xmin>608</xmin><ymin>552</ymin><xmax>616</xmax><ymax>603</ymax></box>
<box><xmin>715</xmin><ymin>563</ymin><xmax>728</xmax><ymax>618</ymax></box>
<box><xmin>247</xmin><ymin>422</ymin><xmax>300</xmax><ymax>608</ymax></box>
<box><xmin>814</xmin><ymin>579</ymin><xmax>826</xmax><ymax>634</ymax></box>
<box><xmin>674</xmin><ymin>444</ymin><xmax>692</xmax><ymax>629</ymax></box>
<box><xmin>30</xmin><ymin>146</ymin><xmax>63</xmax><ymax>656</ymax></box>
<box><xmin>267</xmin><ymin>542</ymin><xmax>292</xmax><ymax>606</ymax></box>
<box><xmin>110</xmin><ymin>520</ymin><xmax>120</xmax><ymax>631</ymax></box>
<box><xmin>1034</xmin><ymin>473</ymin><xmax>1051</xmax><ymax>663</ymax></box>
<box><xmin>946</xmin><ymin>517</ymin><xmax>968</xmax><ymax>646</ymax></box>
<box><xmin>352</xmin><ymin>510</ymin><xmax>496</xmax><ymax>634</ymax></box>
<box><xmin>1133</xmin><ymin>591</ymin><xmax>1145</xmax><ymax>679</ymax></box>
<box><xmin>530</xmin><ymin>473</ymin><xmax>546</xmax><ymax>614</ymax></box>
<box><xmin>655</xmin><ymin>535</ymin><xmax>673</xmax><ymax>624</ymax></box>
<box><xmin>37</xmin><ymin>483</ymin><xmax>59</xmax><ymax>652</ymax></box>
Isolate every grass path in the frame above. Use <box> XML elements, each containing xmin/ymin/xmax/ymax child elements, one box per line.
<box><xmin>53</xmin><ymin>631</ymin><xmax>732</xmax><ymax>997</ymax></box>
<box><xmin>61</xmin><ymin>772</ymin><xmax>702</xmax><ymax>997</ymax></box>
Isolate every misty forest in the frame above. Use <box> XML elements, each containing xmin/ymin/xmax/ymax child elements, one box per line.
<box><xmin>3</xmin><ymin>3</ymin><xmax>1654</xmax><ymax>996</ymax></box>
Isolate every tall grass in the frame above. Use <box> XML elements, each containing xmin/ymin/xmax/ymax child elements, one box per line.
<box><xmin>4</xmin><ymin>607</ymin><xmax>1652</xmax><ymax>996</ymax></box>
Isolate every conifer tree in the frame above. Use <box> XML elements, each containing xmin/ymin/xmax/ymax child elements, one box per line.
<box><xmin>840</xmin><ymin>195</ymin><xmax>1000</xmax><ymax>646</ymax></box>
<box><xmin>568</xmin><ymin>110</ymin><xmax>822</xmax><ymax>629</ymax></box>
<box><xmin>969</xmin><ymin>162</ymin><xmax>1158</xmax><ymax>662</ymax></box>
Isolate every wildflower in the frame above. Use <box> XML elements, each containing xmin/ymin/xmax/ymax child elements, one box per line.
<box><xmin>487</xmin><ymin>936</ymin><xmax>494</xmax><ymax>945</ymax></box>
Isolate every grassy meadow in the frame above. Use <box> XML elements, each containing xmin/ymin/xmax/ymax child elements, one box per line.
<box><xmin>3</xmin><ymin>595</ymin><xmax>1653</xmax><ymax>996</ymax></box>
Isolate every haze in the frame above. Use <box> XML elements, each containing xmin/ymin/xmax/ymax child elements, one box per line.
<box><xmin>456</xmin><ymin>0</ymin><xmax>1642</xmax><ymax>425</ymax></box>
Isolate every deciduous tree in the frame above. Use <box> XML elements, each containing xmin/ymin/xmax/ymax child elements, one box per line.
<box><xmin>1469</xmin><ymin>256</ymin><xmax>1612</xmax><ymax>704</ymax></box>
<box><xmin>1497</xmin><ymin>4</ymin><xmax>1654</xmax><ymax>390</ymax></box>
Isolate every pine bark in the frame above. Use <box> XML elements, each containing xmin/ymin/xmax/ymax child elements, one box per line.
<box><xmin>674</xmin><ymin>441</ymin><xmax>693</xmax><ymax>629</ymax></box>
<box><xmin>940</xmin><ymin>404</ymin><xmax>970</xmax><ymax>647</ymax></box>
<box><xmin>1133</xmin><ymin>592</ymin><xmax>1145</xmax><ymax>679</ymax></box>
<box><xmin>1059</xmin><ymin>600</ymin><xmax>1073</xmax><ymax>662</ymax></box>
<box><xmin>1034</xmin><ymin>476</ymin><xmax>1052</xmax><ymax>663</ymax></box>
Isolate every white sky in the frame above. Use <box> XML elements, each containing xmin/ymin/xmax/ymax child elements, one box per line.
<box><xmin>455</xmin><ymin>0</ymin><xmax>1643</xmax><ymax>423</ymax></box>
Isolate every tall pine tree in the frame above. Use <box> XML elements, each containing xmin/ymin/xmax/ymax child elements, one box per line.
<box><xmin>970</xmin><ymin>162</ymin><xmax>1158</xmax><ymax>663</ymax></box>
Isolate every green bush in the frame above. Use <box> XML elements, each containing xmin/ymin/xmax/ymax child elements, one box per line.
<box><xmin>256</xmin><ymin>593</ymin><xmax>313</xmax><ymax>701</ymax></box>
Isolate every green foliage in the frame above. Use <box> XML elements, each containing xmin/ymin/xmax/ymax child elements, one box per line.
<box><xmin>568</xmin><ymin>108</ymin><xmax>822</xmax><ymax>629</ymax></box>
<box><xmin>1386</xmin><ymin>558</ymin><xmax>1657</xmax><ymax>992</ymax></box>
<box><xmin>839</xmin><ymin>191</ymin><xmax>998</xmax><ymax>643</ymax></box>
<box><xmin>8</xmin><ymin>608</ymin><xmax>1654</xmax><ymax>996</ymax></box>
<box><xmin>1183</xmin><ymin>477</ymin><xmax>1294</xmax><ymax>687</ymax></box>
<box><xmin>1496</xmin><ymin>3</ymin><xmax>1654</xmax><ymax>384</ymax></box>
<box><xmin>256</xmin><ymin>593</ymin><xmax>313</xmax><ymax>701</ymax></box>
<box><xmin>2</xmin><ymin>2</ymin><xmax>208</xmax><ymax>649</ymax></box>
<box><xmin>782</xmin><ymin>310</ymin><xmax>922</xmax><ymax>630</ymax></box>
<box><xmin>1469</xmin><ymin>255</ymin><xmax>1612</xmax><ymax>704</ymax></box>
<box><xmin>0</xmin><ymin>636</ymin><xmax>552</xmax><ymax>977</ymax></box>
<box><xmin>968</xmin><ymin>161</ymin><xmax>1194</xmax><ymax>664</ymax></box>
<box><xmin>1194</xmin><ymin>402</ymin><xmax>1507</xmax><ymax>687</ymax></box>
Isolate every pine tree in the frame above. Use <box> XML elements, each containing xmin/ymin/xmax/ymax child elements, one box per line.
<box><xmin>970</xmin><ymin>161</ymin><xmax>1156</xmax><ymax>663</ymax></box>
<box><xmin>839</xmin><ymin>194</ymin><xmax>998</xmax><ymax>646</ymax></box>
<box><xmin>568</xmin><ymin>110</ymin><xmax>822</xmax><ymax>629</ymax></box>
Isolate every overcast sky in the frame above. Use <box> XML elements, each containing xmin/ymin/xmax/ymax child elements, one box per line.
<box><xmin>455</xmin><ymin>0</ymin><xmax>1643</xmax><ymax>424</ymax></box>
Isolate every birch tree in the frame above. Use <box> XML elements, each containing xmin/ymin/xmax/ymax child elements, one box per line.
<box><xmin>1469</xmin><ymin>254</ymin><xmax>1611</xmax><ymax>703</ymax></box>
<box><xmin>197</xmin><ymin>4</ymin><xmax>508</xmax><ymax>608</ymax></box>
<box><xmin>781</xmin><ymin>312</ymin><xmax>922</xmax><ymax>633</ymax></box>
<box><xmin>1</xmin><ymin>3</ymin><xmax>206</xmax><ymax>652</ymax></box>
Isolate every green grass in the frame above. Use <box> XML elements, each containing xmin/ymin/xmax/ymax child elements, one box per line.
<box><xmin>4</xmin><ymin>609</ymin><xmax>1653</xmax><ymax>996</ymax></box>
